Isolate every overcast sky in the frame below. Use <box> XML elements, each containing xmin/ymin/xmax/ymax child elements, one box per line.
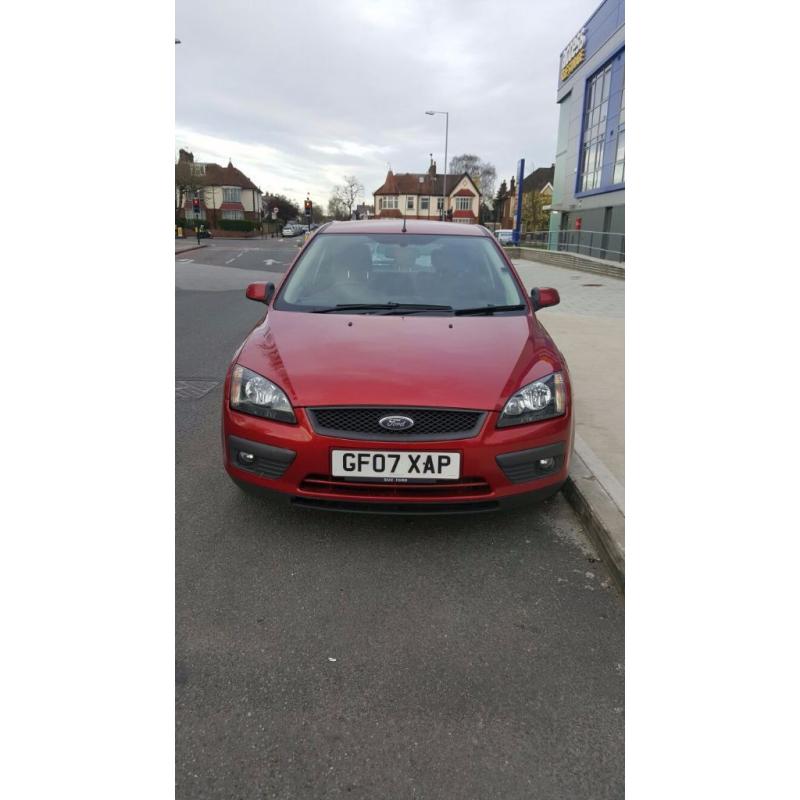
<box><xmin>176</xmin><ymin>0</ymin><xmax>597</xmax><ymax>208</ymax></box>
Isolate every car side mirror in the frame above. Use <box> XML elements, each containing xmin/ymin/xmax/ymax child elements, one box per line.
<box><xmin>245</xmin><ymin>281</ymin><xmax>275</xmax><ymax>305</ymax></box>
<box><xmin>530</xmin><ymin>287</ymin><xmax>560</xmax><ymax>311</ymax></box>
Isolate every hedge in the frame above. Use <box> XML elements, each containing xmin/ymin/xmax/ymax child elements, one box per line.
<box><xmin>175</xmin><ymin>217</ymin><xmax>260</xmax><ymax>232</ymax></box>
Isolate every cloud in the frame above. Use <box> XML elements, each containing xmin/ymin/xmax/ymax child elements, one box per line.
<box><xmin>175</xmin><ymin>0</ymin><xmax>599</xmax><ymax>206</ymax></box>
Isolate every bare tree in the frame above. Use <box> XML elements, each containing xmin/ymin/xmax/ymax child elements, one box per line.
<box><xmin>175</xmin><ymin>159</ymin><xmax>205</xmax><ymax>218</ymax></box>
<box><xmin>448</xmin><ymin>154</ymin><xmax>497</xmax><ymax>204</ymax></box>
<box><xmin>327</xmin><ymin>194</ymin><xmax>348</xmax><ymax>220</ymax></box>
<box><xmin>331</xmin><ymin>175</ymin><xmax>364</xmax><ymax>218</ymax></box>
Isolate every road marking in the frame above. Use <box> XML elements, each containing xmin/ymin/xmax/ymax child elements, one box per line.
<box><xmin>177</xmin><ymin>258</ymin><xmax>194</xmax><ymax>263</ymax></box>
<box><xmin>224</xmin><ymin>251</ymin><xmax>245</xmax><ymax>265</ymax></box>
<box><xmin>264</xmin><ymin>259</ymin><xmax>282</xmax><ymax>266</ymax></box>
<box><xmin>176</xmin><ymin>379</ymin><xmax>220</xmax><ymax>399</ymax></box>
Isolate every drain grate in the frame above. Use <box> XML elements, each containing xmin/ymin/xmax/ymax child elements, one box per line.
<box><xmin>176</xmin><ymin>379</ymin><xmax>220</xmax><ymax>399</ymax></box>
<box><xmin>581</xmin><ymin>283</ymin><xmax>604</xmax><ymax>287</ymax></box>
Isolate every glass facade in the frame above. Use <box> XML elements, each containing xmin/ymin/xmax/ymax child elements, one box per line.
<box><xmin>579</xmin><ymin>64</ymin><xmax>611</xmax><ymax>192</ymax></box>
<box><xmin>577</xmin><ymin>49</ymin><xmax>625</xmax><ymax>195</ymax></box>
<box><xmin>613</xmin><ymin>82</ymin><xmax>625</xmax><ymax>184</ymax></box>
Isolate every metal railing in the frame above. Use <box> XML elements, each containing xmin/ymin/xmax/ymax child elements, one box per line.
<box><xmin>516</xmin><ymin>229</ymin><xmax>625</xmax><ymax>263</ymax></box>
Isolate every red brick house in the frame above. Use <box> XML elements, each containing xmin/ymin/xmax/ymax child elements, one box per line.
<box><xmin>176</xmin><ymin>149</ymin><xmax>263</xmax><ymax>228</ymax></box>
<box><xmin>498</xmin><ymin>165</ymin><xmax>555</xmax><ymax>230</ymax></box>
<box><xmin>372</xmin><ymin>159</ymin><xmax>481</xmax><ymax>223</ymax></box>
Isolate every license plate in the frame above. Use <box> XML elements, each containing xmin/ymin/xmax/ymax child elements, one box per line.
<box><xmin>331</xmin><ymin>450</ymin><xmax>461</xmax><ymax>481</ymax></box>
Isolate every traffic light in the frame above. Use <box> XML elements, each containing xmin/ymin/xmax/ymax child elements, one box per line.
<box><xmin>304</xmin><ymin>199</ymin><xmax>312</xmax><ymax>213</ymax></box>
<box><xmin>192</xmin><ymin>197</ymin><xmax>200</xmax><ymax>214</ymax></box>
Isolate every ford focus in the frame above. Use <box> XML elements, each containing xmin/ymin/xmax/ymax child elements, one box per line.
<box><xmin>222</xmin><ymin>219</ymin><xmax>573</xmax><ymax>513</ymax></box>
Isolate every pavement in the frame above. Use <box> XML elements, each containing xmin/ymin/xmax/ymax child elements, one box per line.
<box><xmin>175</xmin><ymin>239</ymin><xmax>624</xmax><ymax>799</ymax></box>
<box><xmin>512</xmin><ymin>258</ymin><xmax>625</xmax><ymax>586</ymax></box>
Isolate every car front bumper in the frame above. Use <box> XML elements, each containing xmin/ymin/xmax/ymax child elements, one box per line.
<box><xmin>222</xmin><ymin>402</ymin><xmax>573</xmax><ymax>514</ymax></box>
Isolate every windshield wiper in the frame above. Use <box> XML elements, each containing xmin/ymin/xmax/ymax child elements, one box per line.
<box><xmin>312</xmin><ymin>302</ymin><xmax>452</xmax><ymax>314</ymax></box>
<box><xmin>378</xmin><ymin>303</ymin><xmax>454</xmax><ymax>315</ymax></box>
<box><xmin>453</xmin><ymin>304</ymin><xmax>527</xmax><ymax>316</ymax></box>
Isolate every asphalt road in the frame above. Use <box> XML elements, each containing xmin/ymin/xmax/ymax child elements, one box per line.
<box><xmin>176</xmin><ymin>235</ymin><xmax>302</xmax><ymax>273</ymax></box>
<box><xmin>176</xmin><ymin>239</ymin><xmax>624</xmax><ymax>799</ymax></box>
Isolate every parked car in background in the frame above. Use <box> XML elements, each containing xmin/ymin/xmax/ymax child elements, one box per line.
<box><xmin>222</xmin><ymin>219</ymin><xmax>573</xmax><ymax>514</ymax></box>
<box><xmin>496</xmin><ymin>229</ymin><xmax>514</xmax><ymax>245</ymax></box>
<box><xmin>282</xmin><ymin>224</ymin><xmax>304</xmax><ymax>237</ymax></box>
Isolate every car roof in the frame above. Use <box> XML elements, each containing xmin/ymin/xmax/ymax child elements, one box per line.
<box><xmin>318</xmin><ymin>219</ymin><xmax>491</xmax><ymax>237</ymax></box>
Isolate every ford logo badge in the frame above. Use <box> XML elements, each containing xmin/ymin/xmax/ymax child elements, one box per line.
<box><xmin>378</xmin><ymin>415</ymin><xmax>415</xmax><ymax>431</ymax></box>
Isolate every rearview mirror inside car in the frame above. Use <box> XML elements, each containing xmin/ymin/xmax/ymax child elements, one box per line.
<box><xmin>530</xmin><ymin>287</ymin><xmax>560</xmax><ymax>311</ymax></box>
<box><xmin>245</xmin><ymin>282</ymin><xmax>275</xmax><ymax>305</ymax></box>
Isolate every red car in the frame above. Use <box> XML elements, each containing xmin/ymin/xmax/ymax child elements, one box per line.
<box><xmin>222</xmin><ymin>219</ymin><xmax>573</xmax><ymax>513</ymax></box>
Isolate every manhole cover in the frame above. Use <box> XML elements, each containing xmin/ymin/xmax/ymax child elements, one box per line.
<box><xmin>176</xmin><ymin>379</ymin><xmax>220</xmax><ymax>399</ymax></box>
<box><xmin>581</xmin><ymin>283</ymin><xmax>604</xmax><ymax>287</ymax></box>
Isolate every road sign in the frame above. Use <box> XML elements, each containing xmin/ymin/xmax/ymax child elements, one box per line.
<box><xmin>512</xmin><ymin>158</ymin><xmax>525</xmax><ymax>245</ymax></box>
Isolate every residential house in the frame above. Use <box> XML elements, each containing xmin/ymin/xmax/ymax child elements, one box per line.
<box><xmin>176</xmin><ymin>149</ymin><xmax>262</xmax><ymax>228</ymax></box>
<box><xmin>355</xmin><ymin>203</ymin><xmax>374</xmax><ymax>220</ymax></box>
<box><xmin>498</xmin><ymin>165</ymin><xmax>555</xmax><ymax>231</ymax></box>
<box><xmin>373</xmin><ymin>159</ymin><xmax>481</xmax><ymax>223</ymax></box>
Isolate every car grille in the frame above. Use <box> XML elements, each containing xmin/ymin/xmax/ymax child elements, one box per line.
<box><xmin>299</xmin><ymin>474</ymin><xmax>492</xmax><ymax>498</ymax></box>
<box><xmin>306</xmin><ymin>407</ymin><xmax>486</xmax><ymax>441</ymax></box>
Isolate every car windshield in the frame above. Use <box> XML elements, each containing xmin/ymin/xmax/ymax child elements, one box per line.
<box><xmin>275</xmin><ymin>233</ymin><xmax>525</xmax><ymax>313</ymax></box>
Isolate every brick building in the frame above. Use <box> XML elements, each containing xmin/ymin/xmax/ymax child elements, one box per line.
<box><xmin>372</xmin><ymin>158</ymin><xmax>481</xmax><ymax>223</ymax></box>
<box><xmin>176</xmin><ymin>149</ymin><xmax>263</xmax><ymax>228</ymax></box>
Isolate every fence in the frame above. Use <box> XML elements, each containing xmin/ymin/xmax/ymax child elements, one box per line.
<box><xmin>518</xmin><ymin>229</ymin><xmax>625</xmax><ymax>263</ymax></box>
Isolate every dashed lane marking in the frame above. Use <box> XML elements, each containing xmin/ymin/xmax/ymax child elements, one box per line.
<box><xmin>176</xmin><ymin>380</ymin><xmax>220</xmax><ymax>400</ymax></box>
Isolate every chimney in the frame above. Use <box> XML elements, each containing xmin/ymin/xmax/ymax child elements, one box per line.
<box><xmin>178</xmin><ymin>149</ymin><xmax>194</xmax><ymax>163</ymax></box>
<box><xmin>510</xmin><ymin>176</ymin><xmax>516</xmax><ymax>192</ymax></box>
<box><xmin>428</xmin><ymin>159</ymin><xmax>437</xmax><ymax>177</ymax></box>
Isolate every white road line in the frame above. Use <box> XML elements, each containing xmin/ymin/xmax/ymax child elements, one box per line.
<box><xmin>177</xmin><ymin>258</ymin><xmax>194</xmax><ymax>263</ymax></box>
<box><xmin>573</xmin><ymin>432</ymin><xmax>625</xmax><ymax>515</ymax></box>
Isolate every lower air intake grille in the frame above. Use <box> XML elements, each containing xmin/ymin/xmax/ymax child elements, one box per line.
<box><xmin>299</xmin><ymin>474</ymin><xmax>491</xmax><ymax>498</ymax></box>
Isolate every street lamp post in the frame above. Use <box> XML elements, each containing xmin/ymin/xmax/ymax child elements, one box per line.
<box><xmin>425</xmin><ymin>110</ymin><xmax>449</xmax><ymax>221</ymax></box>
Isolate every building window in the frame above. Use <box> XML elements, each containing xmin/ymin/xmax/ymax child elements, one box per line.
<box><xmin>191</xmin><ymin>163</ymin><xmax>205</xmax><ymax>176</ymax></box>
<box><xmin>579</xmin><ymin>63</ymin><xmax>612</xmax><ymax>192</ymax></box>
<box><xmin>223</xmin><ymin>187</ymin><xmax>241</xmax><ymax>203</ymax></box>
<box><xmin>420</xmin><ymin>196</ymin><xmax>429</xmax><ymax>211</ymax></box>
<box><xmin>613</xmin><ymin>85</ymin><xmax>625</xmax><ymax>185</ymax></box>
<box><xmin>381</xmin><ymin>196</ymin><xmax>398</xmax><ymax>209</ymax></box>
<box><xmin>455</xmin><ymin>197</ymin><xmax>472</xmax><ymax>211</ymax></box>
<box><xmin>222</xmin><ymin>210</ymin><xmax>244</xmax><ymax>220</ymax></box>
<box><xmin>436</xmin><ymin>197</ymin><xmax>444</xmax><ymax>211</ymax></box>
<box><xmin>406</xmin><ymin>196</ymin><xmax>414</xmax><ymax>210</ymax></box>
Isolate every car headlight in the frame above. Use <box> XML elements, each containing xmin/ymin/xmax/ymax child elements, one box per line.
<box><xmin>497</xmin><ymin>372</ymin><xmax>566</xmax><ymax>427</ymax></box>
<box><xmin>229</xmin><ymin>365</ymin><xmax>296</xmax><ymax>423</ymax></box>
